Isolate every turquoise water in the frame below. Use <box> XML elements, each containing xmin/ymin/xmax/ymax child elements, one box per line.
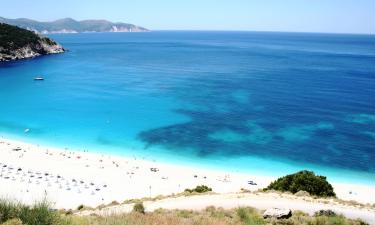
<box><xmin>1</xmin><ymin>31</ymin><xmax>375</xmax><ymax>184</ymax></box>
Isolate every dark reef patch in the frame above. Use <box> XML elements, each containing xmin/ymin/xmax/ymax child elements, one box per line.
<box><xmin>138</xmin><ymin>38</ymin><xmax>375</xmax><ymax>173</ymax></box>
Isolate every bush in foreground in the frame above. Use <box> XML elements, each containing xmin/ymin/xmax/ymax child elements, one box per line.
<box><xmin>1</xmin><ymin>218</ymin><xmax>23</xmax><ymax>225</ymax></box>
<box><xmin>133</xmin><ymin>202</ymin><xmax>145</xmax><ymax>214</ymax></box>
<box><xmin>0</xmin><ymin>199</ymin><xmax>60</xmax><ymax>225</ymax></box>
<box><xmin>265</xmin><ymin>170</ymin><xmax>336</xmax><ymax>197</ymax></box>
<box><xmin>184</xmin><ymin>185</ymin><xmax>212</xmax><ymax>193</ymax></box>
<box><xmin>237</xmin><ymin>207</ymin><xmax>265</xmax><ymax>225</ymax></box>
<box><xmin>314</xmin><ymin>209</ymin><xmax>337</xmax><ymax>217</ymax></box>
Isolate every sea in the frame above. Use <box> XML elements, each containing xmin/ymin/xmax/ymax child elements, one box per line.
<box><xmin>1</xmin><ymin>31</ymin><xmax>375</xmax><ymax>184</ymax></box>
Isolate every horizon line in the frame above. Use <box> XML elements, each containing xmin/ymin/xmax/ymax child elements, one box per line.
<box><xmin>154</xmin><ymin>29</ymin><xmax>375</xmax><ymax>36</ymax></box>
<box><xmin>47</xmin><ymin>29</ymin><xmax>375</xmax><ymax>36</ymax></box>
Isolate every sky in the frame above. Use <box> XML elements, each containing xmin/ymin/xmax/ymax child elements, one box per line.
<box><xmin>1</xmin><ymin>0</ymin><xmax>375</xmax><ymax>34</ymax></box>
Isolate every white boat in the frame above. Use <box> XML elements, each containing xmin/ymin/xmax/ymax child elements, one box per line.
<box><xmin>34</xmin><ymin>77</ymin><xmax>44</xmax><ymax>81</ymax></box>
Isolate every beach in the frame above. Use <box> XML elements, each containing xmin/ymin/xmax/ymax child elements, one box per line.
<box><xmin>0</xmin><ymin>136</ymin><xmax>374</xmax><ymax>210</ymax></box>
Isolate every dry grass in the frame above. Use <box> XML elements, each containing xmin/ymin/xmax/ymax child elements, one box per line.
<box><xmin>65</xmin><ymin>207</ymin><xmax>240</xmax><ymax>225</ymax></box>
<box><xmin>0</xmin><ymin>198</ymin><xmax>370</xmax><ymax>225</ymax></box>
<box><xmin>63</xmin><ymin>207</ymin><xmax>369</xmax><ymax>225</ymax></box>
<box><xmin>0</xmin><ymin>199</ymin><xmax>61</xmax><ymax>225</ymax></box>
<box><xmin>122</xmin><ymin>190</ymin><xmax>216</xmax><ymax>205</ymax></box>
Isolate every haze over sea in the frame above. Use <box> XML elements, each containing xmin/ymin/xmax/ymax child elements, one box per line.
<box><xmin>1</xmin><ymin>31</ymin><xmax>375</xmax><ymax>184</ymax></box>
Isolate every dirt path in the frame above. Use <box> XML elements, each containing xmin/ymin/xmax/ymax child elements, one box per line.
<box><xmin>78</xmin><ymin>192</ymin><xmax>375</xmax><ymax>224</ymax></box>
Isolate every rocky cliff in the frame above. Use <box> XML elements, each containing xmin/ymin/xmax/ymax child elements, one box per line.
<box><xmin>0</xmin><ymin>23</ymin><xmax>64</xmax><ymax>62</ymax></box>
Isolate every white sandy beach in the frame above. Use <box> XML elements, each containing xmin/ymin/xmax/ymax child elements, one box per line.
<box><xmin>0</xmin><ymin>137</ymin><xmax>374</xmax><ymax>211</ymax></box>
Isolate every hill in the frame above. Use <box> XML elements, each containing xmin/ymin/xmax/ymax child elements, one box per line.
<box><xmin>0</xmin><ymin>23</ymin><xmax>64</xmax><ymax>62</ymax></box>
<box><xmin>0</xmin><ymin>17</ymin><xmax>149</xmax><ymax>34</ymax></box>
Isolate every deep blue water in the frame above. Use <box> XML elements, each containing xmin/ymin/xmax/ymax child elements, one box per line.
<box><xmin>1</xmin><ymin>31</ymin><xmax>375</xmax><ymax>183</ymax></box>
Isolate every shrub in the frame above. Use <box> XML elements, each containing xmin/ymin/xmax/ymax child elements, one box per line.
<box><xmin>184</xmin><ymin>185</ymin><xmax>212</xmax><ymax>193</ymax></box>
<box><xmin>314</xmin><ymin>209</ymin><xmax>336</xmax><ymax>217</ymax></box>
<box><xmin>0</xmin><ymin>199</ymin><xmax>59</xmax><ymax>225</ymax></box>
<box><xmin>313</xmin><ymin>215</ymin><xmax>347</xmax><ymax>225</ymax></box>
<box><xmin>237</xmin><ymin>207</ymin><xmax>265</xmax><ymax>225</ymax></box>
<box><xmin>18</xmin><ymin>201</ymin><xmax>58</xmax><ymax>225</ymax></box>
<box><xmin>176</xmin><ymin>210</ymin><xmax>194</xmax><ymax>218</ymax></box>
<box><xmin>1</xmin><ymin>218</ymin><xmax>23</xmax><ymax>225</ymax></box>
<box><xmin>133</xmin><ymin>202</ymin><xmax>145</xmax><ymax>214</ymax></box>
<box><xmin>265</xmin><ymin>171</ymin><xmax>336</xmax><ymax>197</ymax></box>
<box><xmin>205</xmin><ymin>206</ymin><xmax>229</xmax><ymax>219</ymax></box>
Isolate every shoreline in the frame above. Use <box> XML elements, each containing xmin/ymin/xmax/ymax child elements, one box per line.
<box><xmin>4</xmin><ymin>132</ymin><xmax>375</xmax><ymax>186</ymax></box>
<box><xmin>0</xmin><ymin>137</ymin><xmax>375</xmax><ymax>209</ymax></box>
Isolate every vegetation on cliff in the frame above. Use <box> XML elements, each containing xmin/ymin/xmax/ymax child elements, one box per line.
<box><xmin>0</xmin><ymin>17</ymin><xmax>148</xmax><ymax>33</ymax></box>
<box><xmin>0</xmin><ymin>23</ymin><xmax>64</xmax><ymax>61</ymax></box>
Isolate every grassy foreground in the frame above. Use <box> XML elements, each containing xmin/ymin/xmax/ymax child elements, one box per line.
<box><xmin>0</xmin><ymin>199</ymin><xmax>369</xmax><ymax>225</ymax></box>
<box><xmin>68</xmin><ymin>207</ymin><xmax>369</xmax><ymax>225</ymax></box>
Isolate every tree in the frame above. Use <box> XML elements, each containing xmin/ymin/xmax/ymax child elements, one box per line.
<box><xmin>265</xmin><ymin>170</ymin><xmax>336</xmax><ymax>197</ymax></box>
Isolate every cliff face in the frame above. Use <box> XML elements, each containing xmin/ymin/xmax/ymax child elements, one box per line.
<box><xmin>0</xmin><ymin>23</ymin><xmax>64</xmax><ymax>62</ymax></box>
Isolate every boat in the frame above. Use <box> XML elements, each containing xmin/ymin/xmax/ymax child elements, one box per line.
<box><xmin>34</xmin><ymin>77</ymin><xmax>44</xmax><ymax>81</ymax></box>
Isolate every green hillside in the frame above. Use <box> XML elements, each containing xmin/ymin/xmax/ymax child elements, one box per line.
<box><xmin>0</xmin><ymin>17</ymin><xmax>149</xmax><ymax>33</ymax></box>
<box><xmin>0</xmin><ymin>23</ymin><xmax>64</xmax><ymax>61</ymax></box>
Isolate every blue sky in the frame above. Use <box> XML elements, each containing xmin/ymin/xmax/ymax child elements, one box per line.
<box><xmin>1</xmin><ymin>0</ymin><xmax>375</xmax><ymax>34</ymax></box>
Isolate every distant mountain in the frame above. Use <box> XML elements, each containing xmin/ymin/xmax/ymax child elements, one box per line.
<box><xmin>0</xmin><ymin>23</ymin><xmax>64</xmax><ymax>62</ymax></box>
<box><xmin>0</xmin><ymin>17</ymin><xmax>149</xmax><ymax>34</ymax></box>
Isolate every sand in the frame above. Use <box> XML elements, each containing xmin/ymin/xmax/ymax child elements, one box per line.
<box><xmin>0</xmin><ymin>137</ymin><xmax>374</xmax><ymax>210</ymax></box>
